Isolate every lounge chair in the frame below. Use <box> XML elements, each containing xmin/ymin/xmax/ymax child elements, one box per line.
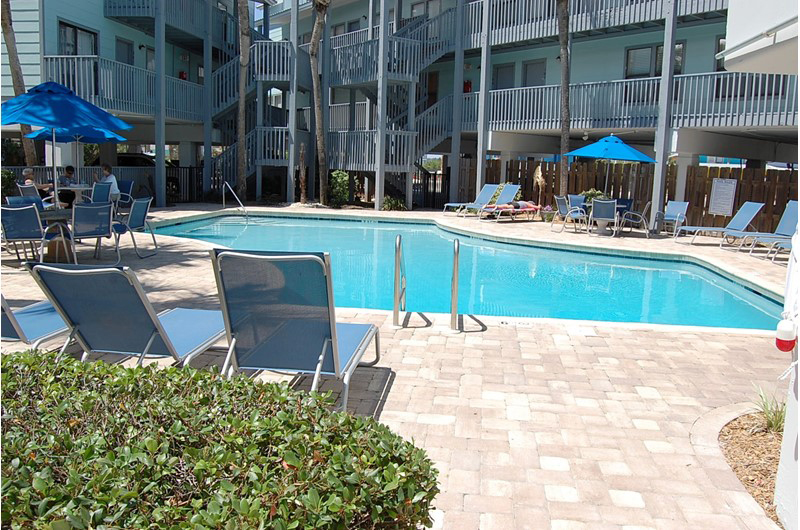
<box><xmin>551</xmin><ymin>195</ymin><xmax>588</xmax><ymax>232</ymax></box>
<box><xmin>766</xmin><ymin>239</ymin><xmax>792</xmax><ymax>262</ymax></box>
<box><xmin>675</xmin><ymin>201</ymin><xmax>764</xmax><ymax>244</ymax></box>
<box><xmin>654</xmin><ymin>201</ymin><xmax>689</xmax><ymax>236</ymax></box>
<box><xmin>479</xmin><ymin>184</ymin><xmax>521</xmax><ymax>221</ymax></box>
<box><xmin>27</xmin><ymin>263</ymin><xmax>226</xmax><ymax>365</ymax></box>
<box><xmin>442</xmin><ymin>184</ymin><xmax>499</xmax><ymax>216</ymax></box>
<box><xmin>588</xmin><ymin>199</ymin><xmax>620</xmax><ymax>236</ymax></box>
<box><xmin>482</xmin><ymin>200</ymin><xmax>540</xmax><ymax>222</ymax></box>
<box><xmin>1</xmin><ymin>204</ymin><xmax>71</xmax><ymax>261</ymax></box>
<box><xmin>620</xmin><ymin>201</ymin><xmax>651</xmax><ymax>238</ymax></box>
<box><xmin>723</xmin><ymin>200</ymin><xmax>797</xmax><ymax>252</ymax></box>
<box><xmin>112</xmin><ymin>198</ymin><xmax>158</xmax><ymax>259</ymax></box>
<box><xmin>210</xmin><ymin>249</ymin><xmax>381</xmax><ymax>410</ymax></box>
<box><xmin>2</xmin><ymin>294</ymin><xmax>69</xmax><ymax>350</ymax></box>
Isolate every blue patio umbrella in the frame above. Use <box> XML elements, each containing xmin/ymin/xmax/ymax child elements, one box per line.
<box><xmin>2</xmin><ymin>82</ymin><xmax>132</xmax><ymax>206</ymax></box>
<box><xmin>566</xmin><ymin>135</ymin><xmax>656</xmax><ymax>194</ymax></box>
<box><xmin>25</xmin><ymin>126</ymin><xmax>126</xmax><ymax>144</ymax></box>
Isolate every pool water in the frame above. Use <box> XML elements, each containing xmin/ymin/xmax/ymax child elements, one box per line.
<box><xmin>157</xmin><ymin>215</ymin><xmax>782</xmax><ymax>330</ymax></box>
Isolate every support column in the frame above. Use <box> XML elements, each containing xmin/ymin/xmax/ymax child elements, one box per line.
<box><xmin>405</xmin><ymin>80</ymin><xmax>416</xmax><ymax>210</ymax></box>
<box><xmin>154</xmin><ymin>0</ymin><xmax>167</xmax><ymax>207</ymax></box>
<box><xmin>287</xmin><ymin>0</ymin><xmax>299</xmax><ymax>203</ymax></box>
<box><xmin>649</xmin><ymin>0</ymin><xmax>677</xmax><ymax>230</ymax></box>
<box><xmin>256</xmin><ymin>80</ymin><xmax>264</xmax><ymax>199</ymax></box>
<box><xmin>179</xmin><ymin>141</ymin><xmax>198</xmax><ymax>166</ymax></box>
<box><xmin>98</xmin><ymin>143</ymin><xmax>117</xmax><ymax>166</ymax></box>
<box><xmin>366</xmin><ymin>0</ymin><xmax>375</xmax><ymax>135</ymax></box>
<box><xmin>349</xmin><ymin>89</ymin><xmax>357</xmax><ymax>130</ymax></box>
<box><xmin>317</xmin><ymin>14</ymin><xmax>330</xmax><ymax>202</ymax></box>
<box><xmin>475</xmin><ymin>0</ymin><xmax>492</xmax><ymax>193</ymax></box>
<box><xmin>203</xmin><ymin>0</ymin><xmax>213</xmax><ymax>195</ymax></box>
<box><xmin>674</xmin><ymin>153</ymin><xmax>698</xmax><ymax>202</ymax></box>
<box><xmin>449</xmin><ymin>0</ymin><xmax>464</xmax><ymax>203</ymax></box>
<box><xmin>375</xmin><ymin>0</ymin><xmax>389</xmax><ymax>210</ymax></box>
<box><xmin>394</xmin><ymin>0</ymin><xmax>402</xmax><ymax>29</ymax></box>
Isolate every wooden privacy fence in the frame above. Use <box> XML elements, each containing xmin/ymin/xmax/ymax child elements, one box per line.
<box><xmin>683</xmin><ymin>166</ymin><xmax>798</xmax><ymax>233</ymax></box>
<box><xmin>458</xmin><ymin>159</ymin><xmax>796</xmax><ymax>233</ymax></box>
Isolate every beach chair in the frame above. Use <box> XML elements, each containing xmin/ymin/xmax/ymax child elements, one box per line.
<box><xmin>588</xmin><ymin>199</ymin><xmax>620</xmax><ymax>236</ymax></box>
<box><xmin>2</xmin><ymin>295</ymin><xmax>69</xmax><ymax>350</ymax></box>
<box><xmin>483</xmin><ymin>200</ymin><xmax>540</xmax><ymax>222</ymax></box>
<box><xmin>551</xmin><ymin>195</ymin><xmax>588</xmax><ymax>233</ymax></box>
<box><xmin>1</xmin><ymin>204</ymin><xmax>70</xmax><ymax>261</ymax></box>
<box><xmin>442</xmin><ymin>184</ymin><xmax>499</xmax><ymax>216</ymax></box>
<box><xmin>766</xmin><ymin>239</ymin><xmax>792</xmax><ymax>262</ymax></box>
<box><xmin>620</xmin><ymin>201</ymin><xmax>651</xmax><ymax>238</ymax></box>
<box><xmin>27</xmin><ymin>263</ymin><xmax>226</xmax><ymax>365</ymax></box>
<box><xmin>18</xmin><ymin>183</ymin><xmax>54</xmax><ymax>209</ymax></box>
<box><xmin>723</xmin><ymin>200</ymin><xmax>797</xmax><ymax>252</ymax></box>
<box><xmin>112</xmin><ymin>198</ymin><xmax>158</xmax><ymax>259</ymax></box>
<box><xmin>675</xmin><ymin>201</ymin><xmax>764</xmax><ymax>244</ymax></box>
<box><xmin>210</xmin><ymin>249</ymin><xmax>381</xmax><ymax>410</ymax></box>
<box><xmin>654</xmin><ymin>201</ymin><xmax>689</xmax><ymax>236</ymax></box>
<box><xmin>479</xmin><ymin>184</ymin><xmax>521</xmax><ymax>221</ymax></box>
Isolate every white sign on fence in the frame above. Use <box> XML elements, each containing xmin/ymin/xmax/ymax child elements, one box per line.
<box><xmin>708</xmin><ymin>178</ymin><xmax>737</xmax><ymax>216</ymax></box>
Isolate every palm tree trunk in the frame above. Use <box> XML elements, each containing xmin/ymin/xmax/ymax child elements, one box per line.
<box><xmin>310</xmin><ymin>0</ymin><xmax>330</xmax><ymax>205</ymax></box>
<box><xmin>1</xmin><ymin>0</ymin><xmax>37</xmax><ymax>166</ymax></box>
<box><xmin>556</xmin><ymin>0</ymin><xmax>570</xmax><ymax>196</ymax></box>
<box><xmin>236</xmin><ymin>0</ymin><xmax>251</xmax><ymax>198</ymax></box>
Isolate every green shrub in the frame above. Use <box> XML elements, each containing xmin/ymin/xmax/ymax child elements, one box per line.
<box><xmin>754</xmin><ymin>385</ymin><xmax>786</xmax><ymax>433</ymax></box>
<box><xmin>382</xmin><ymin>196</ymin><xmax>407</xmax><ymax>211</ymax></box>
<box><xmin>1</xmin><ymin>352</ymin><xmax>440</xmax><ymax>528</ymax></box>
<box><xmin>1</xmin><ymin>168</ymin><xmax>18</xmax><ymax>198</ymax></box>
<box><xmin>580</xmin><ymin>188</ymin><xmax>608</xmax><ymax>202</ymax></box>
<box><xmin>329</xmin><ymin>170</ymin><xmax>350</xmax><ymax>208</ymax></box>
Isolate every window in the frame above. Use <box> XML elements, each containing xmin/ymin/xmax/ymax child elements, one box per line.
<box><xmin>625</xmin><ymin>43</ymin><xmax>684</xmax><ymax>79</ymax></box>
<box><xmin>523</xmin><ymin>60</ymin><xmax>546</xmax><ymax>87</ymax></box>
<box><xmin>300</xmin><ymin>32</ymin><xmax>311</xmax><ymax>44</ymax></box>
<box><xmin>411</xmin><ymin>2</ymin><xmax>425</xmax><ymax>17</ymax></box>
<box><xmin>412</xmin><ymin>0</ymin><xmax>440</xmax><ymax>17</ymax></box>
<box><xmin>347</xmin><ymin>20</ymin><xmax>360</xmax><ymax>32</ymax></box>
<box><xmin>58</xmin><ymin>21</ymin><xmax>97</xmax><ymax>55</ymax></box>
<box><xmin>492</xmin><ymin>64</ymin><xmax>515</xmax><ymax>90</ymax></box>
<box><xmin>716</xmin><ymin>36</ymin><xmax>726</xmax><ymax>72</ymax></box>
<box><xmin>332</xmin><ymin>23</ymin><xmax>346</xmax><ymax>36</ymax></box>
<box><xmin>145</xmin><ymin>47</ymin><xmax>155</xmax><ymax>71</ymax></box>
<box><xmin>115</xmin><ymin>38</ymin><xmax>134</xmax><ymax>65</ymax></box>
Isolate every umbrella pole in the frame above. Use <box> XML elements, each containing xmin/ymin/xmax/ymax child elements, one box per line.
<box><xmin>603</xmin><ymin>162</ymin><xmax>610</xmax><ymax>195</ymax></box>
<box><xmin>52</xmin><ymin>129</ymin><xmax>60</xmax><ymax>209</ymax></box>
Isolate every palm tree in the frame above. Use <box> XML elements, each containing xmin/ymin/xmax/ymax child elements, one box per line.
<box><xmin>236</xmin><ymin>0</ymin><xmax>251</xmax><ymax>198</ymax></box>
<box><xmin>309</xmin><ymin>0</ymin><xmax>331</xmax><ymax>205</ymax></box>
<box><xmin>1</xmin><ymin>0</ymin><xmax>37</xmax><ymax>166</ymax></box>
<box><xmin>556</xmin><ymin>0</ymin><xmax>570</xmax><ymax>196</ymax></box>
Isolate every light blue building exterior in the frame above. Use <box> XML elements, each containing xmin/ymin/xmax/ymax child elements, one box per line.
<box><xmin>2</xmin><ymin>0</ymin><xmax>797</xmax><ymax>208</ymax></box>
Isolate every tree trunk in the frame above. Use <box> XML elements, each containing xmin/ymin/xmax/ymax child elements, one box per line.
<box><xmin>299</xmin><ymin>142</ymin><xmax>307</xmax><ymax>203</ymax></box>
<box><xmin>309</xmin><ymin>1</ymin><xmax>330</xmax><ymax>205</ymax></box>
<box><xmin>236</xmin><ymin>0</ymin><xmax>251</xmax><ymax>199</ymax></box>
<box><xmin>556</xmin><ymin>0</ymin><xmax>570</xmax><ymax>196</ymax></box>
<box><xmin>1</xmin><ymin>0</ymin><xmax>37</xmax><ymax>166</ymax></box>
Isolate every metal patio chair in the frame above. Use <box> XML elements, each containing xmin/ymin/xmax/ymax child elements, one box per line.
<box><xmin>112</xmin><ymin>198</ymin><xmax>158</xmax><ymax>260</ymax></box>
<box><xmin>551</xmin><ymin>195</ymin><xmax>588</xmax><ymax>233</ymax></box>
<box><xmin>588</xmin><ymin>199</ymin><xmax>620</xmax><ymax>236</ymax></box>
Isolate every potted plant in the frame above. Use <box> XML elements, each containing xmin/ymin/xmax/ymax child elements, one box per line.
<box><xmin>539</xmin><ymin>204</ymin><xmax>556</xmax><ymax>222</ymax></box>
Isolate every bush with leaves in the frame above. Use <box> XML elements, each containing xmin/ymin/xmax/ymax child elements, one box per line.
<box><xmin>382</xmin><ymin>196</ymin><xmax>407</xmax><ymax>211</ymax></box>
<box><xmin>329</xmin><ymin>170</ymin><xmax>350</xmax><ymax>208</ymax></box>
<box><xmin>1</xmin><ymin>169</ymin><xmax>18</xmax><ymax>198</ymax></box>
<box><xmin>1</xmin><ymin>352</ymin><xmax>440</xmax><ymax>529</ymax></box>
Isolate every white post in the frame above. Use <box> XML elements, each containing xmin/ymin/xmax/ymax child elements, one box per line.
<box><xmin>154</xmin><ymin>0</ymin><xmax>167</xmax><ymax>207</ymax></box>
<box><xmin>475</xmin><ymin>0</ymin><xmax>492</xmax><ymax>193</ymax></box>
<box><xmin>375</xmin><ymin>0</ymin><xmax>389</xmax><ymax>210</ymax></box>
<box><xmin>674</xmin><ymin>153</ymin><xmax>698</xmax><ymax>201</ymax></box>
<box><xmin>449</xmin><ymin>0</ymin><xmax>464</xmax><ymax>203</ymax></box>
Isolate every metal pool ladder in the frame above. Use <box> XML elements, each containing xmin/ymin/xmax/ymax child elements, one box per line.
<box><xmin>222</xmin><ymin>181</ymin><xmax>249</xmax><ymax>220</ymax></box>
<box><xmin>451</xmin><ymin>239</ymin><xmax>460</xmax><ymax>331</ymax></box>
<box><xmin>393</xmin><ymin>234</ymin><xmax>407</xmax><ymax>327</ymax></box>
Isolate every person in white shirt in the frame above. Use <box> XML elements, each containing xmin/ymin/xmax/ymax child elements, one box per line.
<box><xmin>95</xmin><ymin>163</ymin><xmax>120</xmax><ymax>201</ymax></box>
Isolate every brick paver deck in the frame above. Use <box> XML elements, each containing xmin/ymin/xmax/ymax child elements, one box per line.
<box><xmin>1</xmin><ymin>205</ymin><xmax>789</xmax><ymax>529</ymax></box>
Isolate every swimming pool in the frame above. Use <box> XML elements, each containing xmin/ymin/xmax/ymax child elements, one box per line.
<box><xmin>157</xmin><ymin>215</ymin><xmax>782</xmax><ymax>330</ymax></box>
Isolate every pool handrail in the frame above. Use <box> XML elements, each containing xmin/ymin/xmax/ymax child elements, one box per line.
<box><xmin>451</xmin><ymin>238</ymin><xmax>460</xmax><ymax>331</ymax></box>
<box><xmin>393</xmin><ymin>234</ymin><xmax>407</xmax><ymax>327</ymax></box>
<box><xmin>222</xmin><ymin>181</ymin><xmax>249</xmax><ymax>220</ymax></box>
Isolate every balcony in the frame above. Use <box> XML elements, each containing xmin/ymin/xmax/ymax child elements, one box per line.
<box><xmin>43</xmin><ymin>56</ymin><xmax>204</xmax><ymax>122</ymax></box>
<box><xmin>464</xmin><ymin>0</ymin><xmax>727</xmax><ymax>48</ymax></box>
<box><xmin>459</xmin><ymin>71</ymin><xmax>797</xmax><ymax>133</ymax></box>
<box><xmin>328</xmin><ymin>130</ymin><xmax>417</xmax><ymax>172</ymax></box>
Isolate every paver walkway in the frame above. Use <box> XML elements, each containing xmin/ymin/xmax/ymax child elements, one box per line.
<box><xmin>1</xmin><ymin>205</ymin><xmax>790</xmax><ymax>529</ymax></box>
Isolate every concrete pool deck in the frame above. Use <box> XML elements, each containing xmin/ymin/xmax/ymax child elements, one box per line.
<box><xmin>1</xmin><ymin>204</ymin><xmax>790</xmax><ymax>529</ymax></box>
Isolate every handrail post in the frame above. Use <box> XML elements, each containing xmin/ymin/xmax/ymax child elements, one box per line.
<box><xmin>393</xmin><ymin>234</ymin><xmax>406</xmax><ymax>327</ymax></box>
<box><xmin>450</xmin><ymin>238</ymin><xmax>460</xmax><ymax>331</ymax></box>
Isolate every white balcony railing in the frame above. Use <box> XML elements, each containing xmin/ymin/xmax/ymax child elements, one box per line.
<box><xmin>43</xmin><ymin>55</ymin><xmax>203</xmax><ymax>122</ymax></box>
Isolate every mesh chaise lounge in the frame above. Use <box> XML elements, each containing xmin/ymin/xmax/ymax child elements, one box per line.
<box><xmin>479</xmin><ymin>184</ymin><xmax>521</xmax><ymax>221</ymax></box>
<box><xmin>2</xmin><ymin>294</ymin><xmax>69</xmax><ymax>350</ymax></box>
<box><xmin>28</xmin><ymin>263</ymin><xmax>226</xmax><ymax>365</ymax></box>
<box><xmin>210</xmin><ymin>249</ymin><xmax>380</xmax><ymax>410</ymax></box>
<box><xmin>722</xmin><ymin>200</ymin><xmax>797</xmax><ymax>252</ymax></box>
<box><xmin>442</xmin><ymin>184</ymin><xmax>499</xmax><ymax>216</ymax></box>
<box><xmin>675</xmin><ymin>201</ymin><xmax>764</xmax><ymax>244</ymax></box>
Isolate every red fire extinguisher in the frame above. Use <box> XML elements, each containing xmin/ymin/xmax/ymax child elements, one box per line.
<box><xmin>463</xmin><ymin>80</ymin><xmax>472</xmax><ymax>93</ymax></box>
